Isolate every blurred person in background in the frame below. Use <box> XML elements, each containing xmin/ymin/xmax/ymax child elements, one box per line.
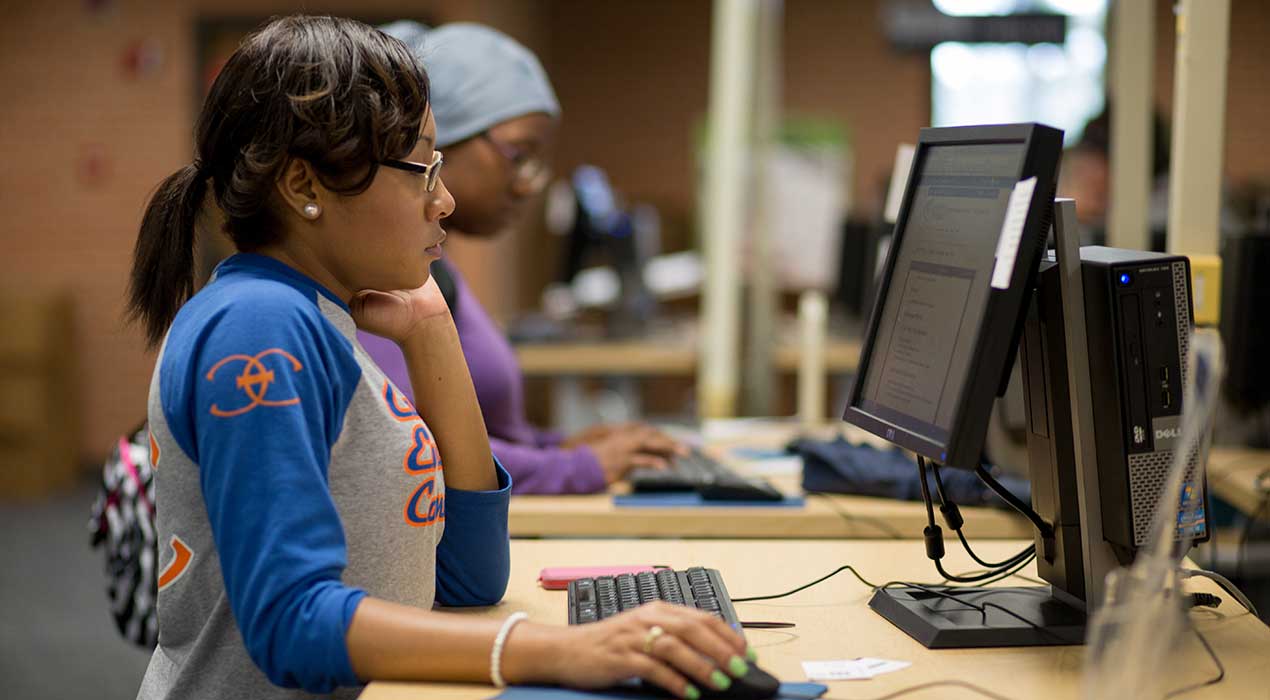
<box><xmin>1060</xmin><ymin>104</ymin><xmax>1171</xmax><ymax>246</ymax></box>
<box><xmin>359</xmin><ymin>21</ymin><xmax>685</xmax><ymax>495</ymax></box>
<box><xmin>127</xmin><ymin>15</ymin><xmax>750</xmax><ymax>699</ymax></box>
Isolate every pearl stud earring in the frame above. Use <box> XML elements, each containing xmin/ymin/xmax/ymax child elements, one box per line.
<box><xmin>303</xmin><ymin>202</ymin><xmax>321</xmax><ymax>219</ymax></box>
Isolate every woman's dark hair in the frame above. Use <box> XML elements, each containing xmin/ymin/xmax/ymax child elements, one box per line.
<box><xmin>128</xmin><ymin>15</ymin><xmax>429</xmax><ymax>346</ymax></box>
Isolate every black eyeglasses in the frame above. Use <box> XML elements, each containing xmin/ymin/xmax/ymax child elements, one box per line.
<box><xmin>480</xmin><ymin>133</ymin><xmax>550</xmax><ymax>192</ymax></box>
<box><xmin>382</xmin><ymin>151</ymin><xmax>444</xmax><ymax>192</ymax></box>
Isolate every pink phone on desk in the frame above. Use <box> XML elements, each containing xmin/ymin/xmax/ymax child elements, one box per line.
<box><xmin>538</xmin><ymin>565</ymin><xmax>659</xmax><ymax>589</ymax></box>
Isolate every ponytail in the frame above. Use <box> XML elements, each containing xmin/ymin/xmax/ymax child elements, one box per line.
<box><xmin>127</xmin><ymin>164</ymin><xmax>206</xmax><ymax>347</ymax></box>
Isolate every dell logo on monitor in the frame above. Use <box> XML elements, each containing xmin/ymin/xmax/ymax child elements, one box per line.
<box><xmin>886</xmin><ymin>428</ymin><xmax>895</xmax><ymax>440</ymax></box>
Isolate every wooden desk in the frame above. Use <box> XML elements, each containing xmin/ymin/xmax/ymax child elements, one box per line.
<box><xmin>514</xmin><ymin>337</ymin><xmax>862</xmax><ymax>376</ymax></box>
<box><xmin>1206</xmin><ymin>446</ymin><xmax>1270</xmax><ymax>517</ymax></box>
<box><xmin>510</xmin><ymin>422</ymin><xmax>1031</xmax><ymax>540</ymax></box>
<box><xmin>509</xmin><ymin>483</ymin><xmax>1031</xmax><ymax>540</ymax></box>
<box><xmin>361</xmin><ymin>539</ymin><xmax>1270</xmax><ymax>699</ymax></box>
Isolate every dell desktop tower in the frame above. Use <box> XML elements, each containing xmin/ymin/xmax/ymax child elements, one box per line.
<box><xmin>1021</xmin><ymin>246</ymin><xmax>1207</xmax><ymax>606</ymax></box>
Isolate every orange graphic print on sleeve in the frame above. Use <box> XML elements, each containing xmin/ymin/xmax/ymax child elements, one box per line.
<box><xmin>206</xmin><ymin>349</ymin><xmax>304</xmax><ymax>417</ymax></box>
<box><xmin>157</xmin><ymin>535</ymin><xmax>194</xmax><ymax>591</ymax></box>
<box><xmin>149</xmin><ymin>430</ymin><xmax>161</xmax><ymax>470</ymax></box>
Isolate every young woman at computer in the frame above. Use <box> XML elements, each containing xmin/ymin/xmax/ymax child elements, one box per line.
<box><xmin>127</xmin><ymin>15</ymin><xmax>749</xmax><ymax>699</ymax></box>
<box><xmin>358</xmin><ymin>21</ymin><xmax>685</xmax><ymax>495</ymax></box>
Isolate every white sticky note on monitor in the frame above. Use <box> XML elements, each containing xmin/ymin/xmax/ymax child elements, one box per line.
<box><xmin>990</xmin><ymin>176</ymin><xmax>1038</xmax><ymax>290</ymax></box>
<box><xmin>883</xmin><ymin>143</ymin><xmax>916</xmax><ymax>224</ymax></box>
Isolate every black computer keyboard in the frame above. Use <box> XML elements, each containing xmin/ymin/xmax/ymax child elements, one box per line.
<box><xmin>627</xmin><ymin>449</ymin><xmax>784</xmax><ymax>501</ymax></box>
<box><xmin>567</xmin><ymin>567</ymin><xmax>741</xmax><ymax>629</ymax></box>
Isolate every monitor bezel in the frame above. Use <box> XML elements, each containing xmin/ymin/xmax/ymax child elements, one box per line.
<box><xmin>842</xmin><ymin>123</ymin><xmax>1064</xmax><ymax>470</ymax></box>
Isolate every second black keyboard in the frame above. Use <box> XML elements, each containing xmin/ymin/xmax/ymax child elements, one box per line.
<box><xmin>567</xmin><ymin>567</ymin><xmax>741</xmax><ymax>629</ymax></box>
<box><xmin>626</xmin><ymin>449</ymin><xmax>784</xmax><ymax>502</ymax></box>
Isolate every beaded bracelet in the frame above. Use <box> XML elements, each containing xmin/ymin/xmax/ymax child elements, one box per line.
<box><xmin>490</xmin><ymin>611</ymin><xmax>529</xmax><ymax>688</ymax></box>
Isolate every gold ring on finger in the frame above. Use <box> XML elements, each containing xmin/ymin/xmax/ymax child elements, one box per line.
<box><xmin>642</xmin><ymin>625</ymin><xmax>666</xmax><ymax>655</ymax></box>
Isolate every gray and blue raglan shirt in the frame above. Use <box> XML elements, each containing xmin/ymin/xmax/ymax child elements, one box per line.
<box><xmin>137</xmin><ymin>253</ymin><xmax>512</xmax><ymax>699</ymax></box>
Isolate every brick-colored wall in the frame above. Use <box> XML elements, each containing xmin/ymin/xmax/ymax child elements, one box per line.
<box><xmin>0</xmin><ymin>0</ymin><xmax>542</xmax><ymax>466</ymax></box>
<box><xmin>2</xmin><ymin>0</ymin><xmax>1267</xmax><ymax>466</ymax></box>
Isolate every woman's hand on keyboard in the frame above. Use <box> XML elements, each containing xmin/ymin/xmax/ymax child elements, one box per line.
<box><xmin>572</xmin><ymin>425</ymin><xmax>687</xmax><ymax>484</ymax></box>
<box><xmin>513</xmin><ymin>601</ymin><xmax>750</xmax><ymax>698</ymax></box>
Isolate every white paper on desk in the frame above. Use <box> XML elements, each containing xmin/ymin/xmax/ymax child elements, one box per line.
<box><xmin>990</xmin><ymin>177</ymin><xmax>1037</xmax><ymax>290</ymax></box>
<box><xmin>854</xmin><ymin>658</ymin><xmax>911</xmax><ymax>677</ymax></box>
<box><xmin>802</xmin><ymin>658</ymin><xmax>911</xmax><ymax>681</ymax></box>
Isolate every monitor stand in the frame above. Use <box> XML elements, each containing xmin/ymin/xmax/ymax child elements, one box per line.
<box><xmin>868</xmin><ymin>199</ymin><xmax>1101</xmax><ymax>649</ymax></box>
<box><xmin>868</xmin><ymin>586</ymin><xmax>1085</xmax><ymax>648</ymax></box>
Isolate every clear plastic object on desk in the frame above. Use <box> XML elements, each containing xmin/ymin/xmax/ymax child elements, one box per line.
<box><xmin>1084</xmin><ymin>331</ymin><xmax>1224</xmax><ymax>700</ymax></box>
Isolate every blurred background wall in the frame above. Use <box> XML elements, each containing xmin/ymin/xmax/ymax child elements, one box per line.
<box><xmin>1</xmin><ymin>0</ymin><xmax>1268</xmax><ymax>473</ymax></box>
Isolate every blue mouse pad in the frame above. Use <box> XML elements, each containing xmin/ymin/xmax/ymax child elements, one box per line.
<box><xmin>493</xmin><ymin>681</ymin><xmax>828</xmax><ymax>700</ymax></box>
<box><xmin>613</xmin><ymin>493</ymin><xmax>805</xmax><ymax>508</ymax></box>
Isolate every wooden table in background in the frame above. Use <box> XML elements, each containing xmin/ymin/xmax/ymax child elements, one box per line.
<box><xmin>1206</xmin><ymin>447</ymin><xmax>1270</xmax><ymax>517</ymax></box>
<box><xmin>514</xmin><ymin>336</ymin><xmax>863</xmax><ymax>376</ymax></box>
<box><xmin>509</xmin><ymin>421</ymin><xmax>1032</xmax><ymax>540</ymax></box>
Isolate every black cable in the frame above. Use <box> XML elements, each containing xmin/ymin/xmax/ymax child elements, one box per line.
<box><xmin>969</xmin><ymin>553</ymin><xmax>1039</xmax><ymax>588</ymax></box>
<box><xmin>917</xmin><ymin>457</ymin><xmax>1034</xmax><ymax>584</ymax></box>
<box><xmin>934</xmin><ymin>558</ymin><xmax>1026</xmax><ymax>583</ymax></box>
<box><xmin>732</xmin><ymin>550</ymin><xmax>1039</xmax><ymax>605</ymax></box>
<box><xmin>917</xmin><ymin>456</ymin><xmax>938</xmax><ymax>529</ymax></box>
<box><xmin>1183</xmin><ymin>569</ymin><xmax>1260</xmax><ymax>617</ymax></box>
<box><xmin>975</xmin><ymin>463</ymin><xmax>1055</xmax><ymax>543</ymax></box>
<box><xmin>1189</xmin><ymin>592</ymin><xmax>1222</xmax><ymax>609</ymax></box>
<box><xmin>730</xmin><ymin>565</ymin><xmax>882</xmax><ymax>602</ymax></box>
<box><xmin>1162</xmin><ymin>628</ymin><xmax>1225</xmax><ymax>698</ymax></box>
<box><xmin>931</xmin><ymin>462</ymin><xmax>1035</xmax><ymax>569</ymax></box>
<box><xmin>955</xmin><ymin>529</ymin><xmax>1033</xmax><ymax>569</ymax></box>
<box><xmin>735</xmin><ymin>457</ymin><xmax>1051</xmax><ymax>630</ymax></box>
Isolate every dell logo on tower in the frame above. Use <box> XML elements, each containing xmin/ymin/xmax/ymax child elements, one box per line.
<box><xmin>1156</xmin><ymin>427</ymin><xmax>1181</xmax><ymax>440</ymax></box>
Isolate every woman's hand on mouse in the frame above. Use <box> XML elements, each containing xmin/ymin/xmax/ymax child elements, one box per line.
<box><xmin>501</xmin><ymin>601</ymin><xmax>753</xmax><ymax>699</ymax></box>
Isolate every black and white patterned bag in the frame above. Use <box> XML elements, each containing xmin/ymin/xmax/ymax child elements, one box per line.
<box><xmin>88</xmin><ymin>423</ymin><xmax>158</xmax><ymax>648</ymax></box>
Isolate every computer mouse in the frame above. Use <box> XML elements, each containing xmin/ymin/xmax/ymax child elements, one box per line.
<box><xmin>628</xmin><ymin>661</ymin><xmax>781</xmax><ymax>700</ymax></box>
<box><xmin>699</xmin><ymin>661</ymin><xmax>781</xmax><ymax>700</ymax></box>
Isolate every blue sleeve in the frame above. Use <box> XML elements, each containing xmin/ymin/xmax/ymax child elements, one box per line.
<box><xmin>180</xmin><ymin>301</ymin><xmax>365</xmax><ymax>692</ymax></box>
<box><xmin>434</xmin><ymin>458</ymin><xmax>512</xmax><ymax>607</ymax></box>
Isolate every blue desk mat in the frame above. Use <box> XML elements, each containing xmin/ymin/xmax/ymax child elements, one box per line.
<box><xmin>613</xmin><ymin>493</ymin><xmax>805</xmax><ymax>508</ymax></box>
<box><xmin>494</xmin><ymin>682</ymin><xmax>827</xmax><ymax>700</ymax></box>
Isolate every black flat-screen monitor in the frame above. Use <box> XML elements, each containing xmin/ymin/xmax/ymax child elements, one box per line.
<box><xmin>843</xmin><ymin>123</ymin><xmax>1063</xmax><ymax>469</ymax></box>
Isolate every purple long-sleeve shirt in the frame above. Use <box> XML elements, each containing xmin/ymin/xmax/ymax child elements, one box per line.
<box><xmin>358</xmin><ymin>260</ymin><xmax>606</xmax><ymax>494</ymax></box>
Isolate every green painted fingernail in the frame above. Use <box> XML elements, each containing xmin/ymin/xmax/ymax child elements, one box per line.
<box><xmin>685</xmin><ymin>684</ymin><xmax>701</xmax><ymax>700</ymax></box>
<box><xmin>711</xmin><ymin>670</ymin><xmax>731</xmax><ymax>690</ymax></box>
<box><xmin>728</xmin><ymin>655</ymin><xmax>749</xmax><ymax>677</ymax></box>
<box><xmin>746</xmin><ymin>646</ymin><xmax>758</xmax><ymax>663</ymax></box>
